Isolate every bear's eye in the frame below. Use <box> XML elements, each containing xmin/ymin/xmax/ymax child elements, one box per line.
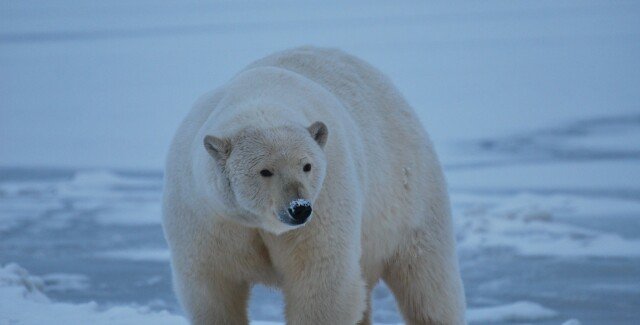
<box><xmin>260</xmin><ymin>169</ymin><xmax>273</xmax><ymax>177</ymax></box>
<box><xmin>303</xmin><ymin>163</ymin><xmax>312</xmax><ymax>172</ymax></box>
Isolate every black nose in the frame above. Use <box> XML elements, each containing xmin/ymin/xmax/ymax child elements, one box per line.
<box><xmin>288</xmin><ymin>204</ymin><xmax>312</xmax><ymax>224</ymax></box>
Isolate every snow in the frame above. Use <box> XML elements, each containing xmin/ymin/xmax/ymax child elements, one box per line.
<box><xmin>289</xmin><ymin>199</ymin><xmax>311</xmax><ymax>209</ymax></box>
<box><xmin>562</xmin><ymin>319</ymin><xmax>582</xmax><ymax>325</ymax></box>
<box><xmin>0</xmin><ymin>264</ymin><xmax>291</xmax><ymax>325</ymax></box>
<box><xmin>0</xmin><ymin>170</ymin><xmax>161</xmax><ymax>234</ymax></box>
<box><xmin>0</xmin><ymin>263</ymin><xmax>564</xmax><ymax>325</ymax></box>
<box><xmin>69</xmin><ymin>170</ymin><xmax>157</xmax><ymax>189</ymax></box>
<box><xmin>466</xmin><ymin>301</ymin><xmax>557</xmax><ymax>323</ymax></box>
<box><xmin>454</xmin><ymin>192</ymin><xmax>640</xmax><ymax>257</ymax></box>
<box><xmin>7</xmin><ymin>170</ymin><xmax>638</xmax><ymax>323</ymax></box>
<box><xmin>41</xmin><ymin>273</ymin><xmax>90</xmax><ymax>292</ymax></box>
<box><xmin>0</xmin><ymin>264</ymin><xmax>186</xmax><ymax>325</ymax></box>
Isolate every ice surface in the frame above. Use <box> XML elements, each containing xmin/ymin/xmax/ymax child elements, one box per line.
<box><xmin>0</xmin><ymin>170</ymin><xmax>162</xmax><ymax>234</ymax></box>
<box><xmin>447</xmin><ymin>160</ymin><xmax>640</xmax><ymax>191</ymax></box>
<box><xmin>4</xmin><ymin>163</ymin><xmax>639</xmax><ymax>323</ymax></box>
<box><xmin>99</xmin><ymin>249</ymin><xmax>171</xmax><ymax>262</ymax></box>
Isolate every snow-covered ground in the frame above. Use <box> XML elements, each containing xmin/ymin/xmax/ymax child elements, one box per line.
<box><xmin>1</xmin><ymin>1</ymin><xmax>639</xmax><ymax>324</ymax></box>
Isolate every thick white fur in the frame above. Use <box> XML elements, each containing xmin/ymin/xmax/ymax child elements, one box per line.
<box><xmin>162</xmin><ymin>46</ymin><xmax>466</xmax><ymax>325</ymax></box>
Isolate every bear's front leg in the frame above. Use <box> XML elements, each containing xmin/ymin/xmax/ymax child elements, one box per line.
<box><xmin>270</xmin><ymin>220</ymin><xmax>366</xmax><ymax>325</ymax></box>
<box><xmin>172</xmin><ymin>262</ymin><xmax>250</xmax><ymax>325</ymax></box>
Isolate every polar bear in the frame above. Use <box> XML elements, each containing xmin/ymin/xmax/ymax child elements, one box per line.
<box><xmin>162</xmin><ymin>46</ymin><xmax>465</xmax><ymax>325</ymax></box>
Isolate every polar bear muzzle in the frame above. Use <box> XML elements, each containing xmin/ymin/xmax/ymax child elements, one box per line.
<box><xmin>284</xmin><ymin>199</ymin><xmax>312</xmax><ymax>225</ymax></box>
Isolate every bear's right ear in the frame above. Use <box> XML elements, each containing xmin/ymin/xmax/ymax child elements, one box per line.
<box><xmin>308</xmin><ymin>121</ymin><xmax>328</xmax><ymax>149</ymax></box>
<box><xmin>204</xmin><ymin>135</ymin><xmax>231</xmax><ymax>161</ymax></box>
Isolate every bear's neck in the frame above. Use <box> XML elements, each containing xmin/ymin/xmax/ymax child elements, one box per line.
<box><xmin>207</xmin><ymin>80</ymin><xmax>314</xmax><ymax>136</ymax></box>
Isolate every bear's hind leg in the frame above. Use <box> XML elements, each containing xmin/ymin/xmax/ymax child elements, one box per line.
<box><xmin>382</xmin><ymin>230</ymin><xmax>465</xmax><ymax>325</ymax></box>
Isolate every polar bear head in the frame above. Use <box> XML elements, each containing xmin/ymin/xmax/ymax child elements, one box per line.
<box><xmin>203</xmin><ymin>122</ymin><xmax>328</xmax><ymax>234</ymax></box>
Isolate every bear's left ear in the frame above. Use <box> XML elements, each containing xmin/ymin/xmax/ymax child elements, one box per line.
<box><xmin>308</xmin><ymin>121</ymin><xmax>328</xmax><ymax>149</ymax></box>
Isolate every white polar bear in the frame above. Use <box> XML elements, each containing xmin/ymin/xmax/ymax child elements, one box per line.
<box><xmin>162</xmin><ymin>46</ymin><xmax>466</xmax><ymax>325</ymax></box>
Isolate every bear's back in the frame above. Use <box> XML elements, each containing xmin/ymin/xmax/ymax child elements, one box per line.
<box><xmin>247</xmin><ymin>47</ymin><xmax>448</xmax><ymax>233</ymax></box>
<box><xmin>245</xmin><ymin>47</ymin><xmax>422</xmax><ymax>143</ymax></box>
